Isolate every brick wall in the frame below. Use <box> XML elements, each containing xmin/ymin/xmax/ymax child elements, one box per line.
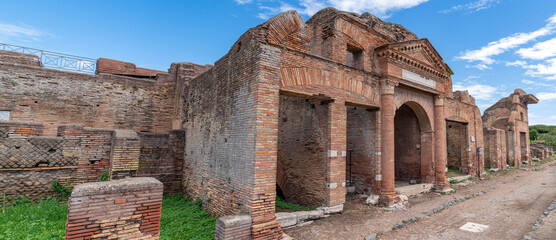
<box><xmin>0</xmin><ymin>53</ymin><xmax>212</xmax><ymax>136</ymax></box>
<box><xmin>445</xmin><ymin>95</ymin><xmax>484</xmax><ymax>175</ymax></box>
<box><xmin>215</xmin><ymin>215</ymin><xmax>252</xmax><ymax>240</ymax></box>
<box><xmin>0</xmin><ymin>121</ymin><xmax>183</xmax><ymax>199</ymax></box>
<box><xmin>277</xmin><ymin>95</ymin><xmax>328</xmax><ymax>207</ymax></box>
<box><xmin>65</xmin><ymin>177</ymin><xmax>163</xmax><ymax>240</ymax></box>
<box><xmin>394</xmin><ymin>104</ymin><xmax>422</xmax><ymax>182</ymax></box>
<box><xmin>446</xmin><ymin>121</ymin><xmax>467</xmax><ymax>171</ymax></box>
<box><xmin>110</xmin><ymin>130</ymin><xmax>141</xmax><ymax>179</ymax></box>
<box><xmin>483</xmin><ymin>128</ymin><xmax>507</xmax><ymax>169</ymax></box>
<box><xmin>137</xmin><ymin>130</ymin><xmax>185</xmax><ymax>195</ymax></box>
<box><xmin>183</xmin><ymin>31</ymin><xmax>283</xmax><ymax>238</ymax></box>
<box><xmin>346</xmin><ymin>106</ymin><xmax>379</xmax><ymax>194</ymax></box>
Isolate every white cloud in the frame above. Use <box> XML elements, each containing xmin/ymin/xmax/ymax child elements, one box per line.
<box><xmin>453</xmin><ymin>83</ymin><xmax>498</xmax><ymax>100</ymax></box>
<box><xmin>516</xmin><ymin>37</ymin><xmax>556</xmax><ymax>60</ymax></box>
<box><xmin>536</xmin><ymin>92</ymin><xmax>556</xmax><ymax>101</ymax></box>
<box><xmin>521</xmin><ymin>79</ymin><xmax>552</xmax><ymax>87</ymax></box>
<box><xmin>328</xmin><ymin>0</ymin><xmax>429</xmax><ymax>18</ymax></box>
<box><xmin>523</xmin><ymin>58</ymin><xmax>556</xmax><ymax>80</ymax></box>
<box><xmin>441</xmin><ymin>0</ymin><xmax>500</xmax><ymax>14</ymax></box>
<box><xmin>0</xmin><ymin>22</ymin><xmax>52</xmax><ymax>42</ymax></box>
<box><xmin>457</xmin><ymin>13</ymin><xmax>556</xmax><ymax>66</ymax></box>
<box><xmin>234</xmin><ymin>0</ymin><xmax>253</xmax><ymax>4</ymax></box>
<box><xmin>249</xmin><ymin>0</ymin><xmax>429</xmax><ymax>19</ymax></box>
<box><xmin>506</xmin><ymin>60</ymin><xmax>527</xmax><ymax>67</ymax></box>
<box><xmin>473</xmin><ymin>63</ymin><xmax>491</xmax><ymax>70</ymax></box>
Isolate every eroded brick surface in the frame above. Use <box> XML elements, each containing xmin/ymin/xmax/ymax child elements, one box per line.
<box><xmin>65</xmin><ymin>178</ymin><xmax>163</xmax><ymax>240</ymax></box>
<box><xmin>482</xmin><ymin>89</ymin><xmax>538</xmax><ymax>167</ymax></box>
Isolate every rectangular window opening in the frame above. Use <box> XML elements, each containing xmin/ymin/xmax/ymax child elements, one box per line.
<box><xmin>346</xmin><ymin>44</ymin><xmax>363</xmax><ymax>69</ymax></box>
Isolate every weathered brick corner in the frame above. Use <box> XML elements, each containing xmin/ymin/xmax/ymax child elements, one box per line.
<box><xmin>215</xmin><ymin>215</ymin><xmax>252</xmax><ymax>240</ymax></box>
<box><xmin>65</xmin><ymin>177</ymin><xmax>163</xmax><ymax>240</ymax></box>
<box><xmin>110</xmin><ymin>129</ymin><xmax>141</xmax><ymax>179</ymax></box>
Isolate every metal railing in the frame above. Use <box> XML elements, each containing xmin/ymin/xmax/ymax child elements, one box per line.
<box><xmin>1</xmin><ymin>42</ymin><xmax>97</xmax><ymax>74</ymax></box>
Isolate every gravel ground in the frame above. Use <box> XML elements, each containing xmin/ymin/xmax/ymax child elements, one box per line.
<box><xmin>284</xmin><ymin>159</ymin><xmax>556</xmax><ymax>240</ymax></box>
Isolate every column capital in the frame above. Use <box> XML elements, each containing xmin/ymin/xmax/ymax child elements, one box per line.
<box><xmin>434</xmin><ymin>94</ymin><xmax>445</xmax><ymax>106</ymax></box>
<box><xmin>380</xmin><ymin>78</ymin><xmax>398</xmax><ymax>95</ymax></box>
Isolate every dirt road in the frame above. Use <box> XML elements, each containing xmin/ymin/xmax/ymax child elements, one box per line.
<box><xmin>284</xmin><ymin>160</ymin><xmax>556</xmax><ymax>240</ymax></box>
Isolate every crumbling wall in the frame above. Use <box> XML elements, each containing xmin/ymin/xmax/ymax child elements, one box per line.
<box><xmin>183</xmin><ymin>28</ymin><xmax>283</xmax><ymax>238</ymax></box>
<box><xmin>346</xmin><ymin>106</ymin><xmax>379</xmax><ymax>194</ymax></box>
<box><xmin>277</xmin><ymin>95</ymin><xmax>328</xmax><ymax>207</ymax></box>
<box><xmin>0</xmin><ymin>51</ymin><xmax>210</xmax><ymax>136</ymax></box>
<box><xmin>65</xmin><ymin>177</ymin><xmax>163</xmax><ymax>240</ymax></box>
<box><xmin>137</xmin><ymin>130</ymin><xmax>184</xmax><ymax>195</ymax></box>
<box><xmin>482</xmin><ymin>89</ymin><xmax>538</xmax><ymax>166</ymax></box>
<box><xmin>446</xmin><ymin>121</ymin><xmax>466</xmax><ymax>171</ymax></box>
<box><xmin>484</xmin><ymin>128</ymin><xmax>507</xmax><ymax>169</ymax></box>
<box><xmin>445</xmin><ymin>92</ymin><xmax>484</xmax><ymax>175</ymax></box>
<box><xmin>0</xmin><ymin>121</ymin><xmax>183</xmax><ymax>199</ymax></box>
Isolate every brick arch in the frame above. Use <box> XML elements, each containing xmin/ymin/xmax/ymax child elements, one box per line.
<box><xmin>279</xmin><ymin>67</ymin><xmax>379</xmax><ymax>106</ymax></box>
<box><xmin>395</xmin><ymin>101</ymin><xmax>435</xmax><ymax>183</ymax></box>
<box><xmin>394</xmin><ymin>87</ymin><xmax>435</xmax><ymax>130</ymax></box>
<box><xmin>401</xmin><ymin>101</ymin><xmax>432</xmax><ymax>132</ymax></box>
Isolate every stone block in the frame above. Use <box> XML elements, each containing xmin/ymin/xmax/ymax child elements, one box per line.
<box><xmin>276</xmin><ymin>212</ymin><xmax>297</xmax><ymax>228</ymax></box>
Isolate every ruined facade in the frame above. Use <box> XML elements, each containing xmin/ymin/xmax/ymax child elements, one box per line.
<box><xmin>0</xmin><ymin>7</ymin><xmax>541</xmax><ymax>240</ymax></box>
<box><xmin>482</xmin><ymin>89</ymin><xmax>538</xmax><ymax>167</ymax></box>
<box><xmin>181</xmin><ymin>8</ymin><xmax>485</xmax><ymax>238</ymax></box>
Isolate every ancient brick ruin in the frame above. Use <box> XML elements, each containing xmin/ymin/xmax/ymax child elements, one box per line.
<box><xmin>482</xmin><ymin>89</ymin><xmax>539</xmax><ymax>168</ymax></box>
<box><xmin>0</xmin><ymin>7</ymin><xmax>549</xmax><ymax>240</ymax></box>
<box><xmin>65</xmin><ymin>177</ymin><xmax>163</xmax><ymax>239</ymax></box>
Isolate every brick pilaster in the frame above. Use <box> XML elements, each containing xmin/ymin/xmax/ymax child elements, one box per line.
<box><xmin>326</xmin><ymin>100</ymin><xmax>347</xmax><ymax>207</ymax></box>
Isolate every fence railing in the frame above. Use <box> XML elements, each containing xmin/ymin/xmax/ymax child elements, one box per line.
<box><xmin>0</xmin><ymin>42</ymin><xmax>97</xmax><ymax>74</ymax></box>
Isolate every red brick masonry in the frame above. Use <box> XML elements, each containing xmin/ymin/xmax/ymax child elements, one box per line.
<box><xmin>65</xmin><ymin>177</ymin><xmax>163</xmax><ymax>240</ymax></box>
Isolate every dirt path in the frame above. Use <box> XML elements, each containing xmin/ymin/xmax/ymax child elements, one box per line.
<box><xmin>533</xmin><ymin>199</ymin><xmax>556</xmax><ymax>240</ymax></box>
<box><xmin>284</xmin><ymin>160</ymin><xmax>556</xmax><ymax>240</ymax></box>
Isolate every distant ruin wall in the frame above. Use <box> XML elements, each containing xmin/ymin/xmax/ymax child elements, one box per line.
<box><xmin>483</xmin><ymin>128</ymin><xmax>507</xmax><ymax>169</ymax></box>
<box><xmin>0</xmin><ymin>60</ymin><xmax>176</xmax><ymax>136</ymax></box>
<box><xmin>0</xmin><ymin>121</ymin><xmax>184</xmax><ymax>199</ymax></box>
<box><xmin>444</xmin><ymin>97</ymin><xmax>484</xmax><ymax>175</ymax></box>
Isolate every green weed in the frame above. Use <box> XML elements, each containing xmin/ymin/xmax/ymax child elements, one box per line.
<box><xmin>52</xmin><ymin>181</ymin><xmax>71</xmax><ymax>201</ymax></box>
<box><xmin>159</xmin><ymin>195</ymin><xmax>216</xmax><ymax>240</ymax></box>
<box><xmin>275</xmin><ymin>196</ymin><xmax>315</xmax><ymax>212</ymax></box>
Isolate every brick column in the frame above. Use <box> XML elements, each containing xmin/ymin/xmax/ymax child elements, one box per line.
<box><xmin>326</xmin><ymin>100</ymin><xmax>347</xmax><ymax>208</ymax></box>
<box><xmin>379</xmin><ymin>79</ymin><xmax>400</xmax><ymax>206</ymax></box>
<box><xmin>110</xmin><ymin>130</ymin><xmax>141</xmax><ymax>179</ymax></box>
<box><xmin>434</xmin><ymin>95</ymin><xmax>449</xmax><ymax>192</ymax></box>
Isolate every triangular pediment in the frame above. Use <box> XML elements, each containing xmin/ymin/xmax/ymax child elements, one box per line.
<box><xmin>377</xmin><ymin>38</ymin><xmax>450</xmax><ymax>74</ymax></box>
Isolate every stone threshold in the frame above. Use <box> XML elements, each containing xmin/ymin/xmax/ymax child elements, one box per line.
<box><xmin>276</xmin><ymin>204</ymin><xmax>343</xmax><ymax>229</ymax></box>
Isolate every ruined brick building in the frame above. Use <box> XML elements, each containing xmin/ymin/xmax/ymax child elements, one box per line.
<box><xmin>482</xmin><ymin>89</ymin><xmax>538</xmax><ymax>169</ymax></box>
<box><xmin>0</xmin><ymin>7</ymin><xmax>542</xmax><ymax>240</ymax></box>
<box><xmin>182</xmin><ymin>8</ymin><xmax>486</xmax><ymax>238</ymax></box>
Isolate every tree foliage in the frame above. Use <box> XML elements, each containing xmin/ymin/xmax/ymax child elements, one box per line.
<box><xmin>530</xmin><ymin>125</ymin><xmax>556</xmax><ymax>146</ymax></box>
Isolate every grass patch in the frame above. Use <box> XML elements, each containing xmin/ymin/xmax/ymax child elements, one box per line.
<box><xmin>0</xmin><ymin>196</ymin><xmax>67</xmax><ymax>239</ymax></box>
<box><xmin>1</xmin><ymin>194</ymin><xmax>217</xmax><ymax>240</ymax></box>
<box><xmin>275</xmin><ymin>196</ymin><xmax>315</xmax><ymax>212</ymax></box>
<box><xmin>160</xmin><ymin>195</ymin><xmax>216</xmax><ymax>240</ymax></box>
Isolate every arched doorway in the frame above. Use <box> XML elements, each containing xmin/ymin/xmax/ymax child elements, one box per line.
<box><xmin>394</xmin><ymin>102</ymin><xmax>434</xmax><ymax>185</ymax></box>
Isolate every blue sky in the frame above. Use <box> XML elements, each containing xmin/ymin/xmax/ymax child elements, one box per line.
<box><xmin>1</xmin><ymin>0</ymin><xmax>555</xmax><ymax>125</ymax></box>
